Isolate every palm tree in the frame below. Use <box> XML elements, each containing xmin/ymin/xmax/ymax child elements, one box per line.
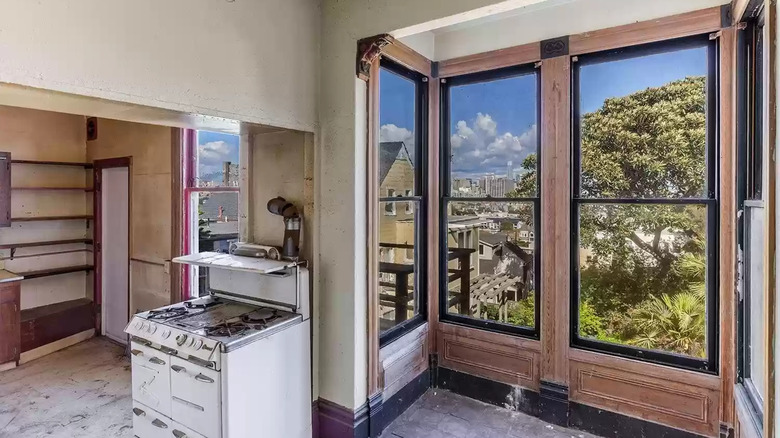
<box><xmin>628</xmin><ymin>246</ymin><xmax>707</xmax><ymax>358</ymax></box>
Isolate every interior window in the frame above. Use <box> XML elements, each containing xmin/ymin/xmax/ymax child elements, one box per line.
<box><xmin>377</xmin><ymin>59</ymin><xmax>427</xmax><ymax>344</ymax></box>
<box><xmin>572</xmin><ymin>36</ymin><xmax>717</xmax><ymax>371</ymax></box>
<box><xmin>440</xmin><ymin>65</ymin><xmax>540</xmax><ymax>335</ymax></box>
<box><xmin>184</xmin><ymin>130</ymin><xmax>241</xmax><ymax>297</ymax></box>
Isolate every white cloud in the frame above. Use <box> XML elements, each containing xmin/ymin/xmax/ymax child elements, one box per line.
<box><xmin>450</xmin><ymin>113</ymin><xmax>536</xmax><ymax>178</ymax></box>
<box><xmin>379</xmin><ymin>124</ymin><xmax>415</xmax><ymax>162</ymax></box>
<box><xmin>198</xmin><ymin>141</ymin><xmax>234</xmax><ymax>175</ymax></box>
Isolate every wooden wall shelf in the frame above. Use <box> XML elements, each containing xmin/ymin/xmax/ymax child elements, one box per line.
<box><xmin>12</xmin><ymin>187</ymin><xmax>93</xmax><ymax>192</ymax></box>
<box><xmin>11</xmin><ymin>160</ymin><xmax>93</xmax><ymax>169</ymax></box>
<box><xmin>18</xmin><ymin>265</ymin><xmax>93</xmax><ymax>280</ymax></box>
<box><xmin>11</xmin><ymin>215</ymin><xmax>93</xmax><ymax>222</ymax></box>
<box><xmin>0</xmin><ymin>239</ymin><xmax>93</xmax><ymax>250</ymax></box>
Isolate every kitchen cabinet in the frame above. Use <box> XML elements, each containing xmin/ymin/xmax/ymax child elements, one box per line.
<box><xmin>0</xmin><ymin>280</ymin><xmax>21</xmax><ymax>365</ymax></box>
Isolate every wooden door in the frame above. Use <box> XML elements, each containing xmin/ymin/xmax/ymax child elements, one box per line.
<box><xmin>0</xmin><ymin>282</ymin><xmax>20</xmax><ymax>364</ymax></box>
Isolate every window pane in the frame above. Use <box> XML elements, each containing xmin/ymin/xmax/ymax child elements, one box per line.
<box><xmin>379</xmin><ymin>68</ymin><xmax>416</xmax><ymax>195</ymax></box>
<box><xmin>577</xmin><ymin>203</ymin><xmax>708</xmax><ymax>358</ymax></box>
<box><xmin>449</xmin><ymin>72</ymin><xmax>538</xmax><ymax>197</ymax></box>
<box><xmin>445</xmin><ymin>201</ymin><xmax>536</xmax><ymax>328</ymax></box>
<box><xmin>578</xmin><ymin>46</ymin><xmax>708</xmax><ymax>198</ymax></box>
<box><xmin>196</xmin><ymin>131</ymin><xmax>240</xmax><ymax>188</ymax></box>
<box><xmin>379</xmin><ymin>201</ymin><xmax>421</xmax><ymax>334</ymax></box>
<box><xmin>197</xmin><ymin>191</ymin><xmax>240</xmax><ymax>251</ymax></box>
<box><xmin>746</xmin><ymin>205</ymin><xmax>765</xmax><ymax>400</ymax></box>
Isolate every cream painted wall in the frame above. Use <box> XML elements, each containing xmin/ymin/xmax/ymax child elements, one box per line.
<box><xmin>403</xmin><ymin>0</ymin><xmax>729</xmax><ymax>61</ymax></box>
<box><xmin>86</xmin><ymin>118</ymin><xmax>174</xmax><ymax>313</ymax></box>
<box><xmin>0</xmin><ymin>0</ymin><xmax>320</xmax><ymax>132</ymax></box>
<box><xmin>0</xmin><ymin>106</ymin><xmax>91</xmax><ymax>310</ymax></box>
<box><xmin>319</xmin><ymin>0</ymin><xmax>556</xmax><ymax>410</ymax></box>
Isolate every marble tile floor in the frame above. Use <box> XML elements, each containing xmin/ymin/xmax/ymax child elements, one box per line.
<box><xmin>0</xmin><ymin>337</ymin><xmax>132</xmax><ymax>438</ymax></box>
<box><xmin>380</xmin><ymin>389</ymin><xmax>602</xmax><ymax>438</ymax></box>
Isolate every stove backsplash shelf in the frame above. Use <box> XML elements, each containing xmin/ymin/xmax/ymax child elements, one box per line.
<box><xmin>172</xmin><ymin>252</ymin><xmax>310</xmax><ymax>321</ymax></box>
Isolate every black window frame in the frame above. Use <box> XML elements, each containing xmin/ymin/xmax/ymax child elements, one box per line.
<box><xmin>736</xmin><ymin>10</ymin><xmax>766</xmax><ymax>429</ymax></box>
<box><xmin>570</xmin><ymin>35</ymin><xmax>720</xmax><ymax>373</ymax></box>
<box><xmin>439</xmin><ymin>63</ymin><xmax>542</xmax><ymax>338</ymax></box>
<box><xmin>378</xmin><ymin>57</ymin><xmax>429</xmax><ymax>347</ymax></box>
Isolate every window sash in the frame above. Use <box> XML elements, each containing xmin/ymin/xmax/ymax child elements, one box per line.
<box><xmin>570</xmin><ymin>35</ymin><xmax>719</xmax><ymax>373</ymax></box>
<box><xmin>377</xmin><ymin>58</ymin><xmax>428</xmax><ymax>347</ymax></box>
<box><xmin>438</xmin><ymin>63</ymin><xmax>542</xmax><ymax>338</ymax></box>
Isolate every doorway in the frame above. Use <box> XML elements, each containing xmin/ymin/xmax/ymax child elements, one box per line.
<box><xmin>94</xmin><ymin>158</ymin><xmax>131</xmax><ymax>345</ymax></box>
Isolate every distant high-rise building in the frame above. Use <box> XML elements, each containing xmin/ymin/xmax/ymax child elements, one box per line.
<box><xmin>481</xmin><ymin>174</ymin><xmax>508</xmax><ymax>198</ymax></box>
<box><xmin>506</xmin><ymin>161</ymin><xmax>513</xmax><ymax>181</ymax></box>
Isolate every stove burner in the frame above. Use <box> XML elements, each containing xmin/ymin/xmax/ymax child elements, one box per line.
<box><xmin>147</xmin><ymin>306</ymin><xmax>188</xmax><ymax>320</ymax></box>
<box><xmin>185</xmin><ymin>298</ymin><xmax>221</xmax><ymax>310</ymax></box>
<box><xmin>240</xmin><ymin>308</ymin><xmax>279</xmax><ymax>325</ymax></box>
<box><xmin>205</xmin><ymin>322</ymin><xmax>250</xmax><ymax>338</ymax></box>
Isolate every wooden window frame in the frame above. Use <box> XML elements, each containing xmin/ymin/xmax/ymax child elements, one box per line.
<box><xmin>438</xmin><ymin>63</ymin><xmax>542</xmax><ymax>339</ymax></box>
<box><xmin>570</xmin><ymin>34</ymin><xmax>720</xmax><ymax>373</ymax></box>
<box><xmin>182</xmin><ymin>129</ymin><xmax>241</xmax><ymax>299</ymax></box>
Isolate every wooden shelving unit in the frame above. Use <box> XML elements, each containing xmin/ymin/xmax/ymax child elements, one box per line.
<box><xmin>20</xmin><ymin>298</ymin><xmax>94</xmax><ymax>353</ymax></box>
<box><xmin>17</xmin><ymin>265</ymin><xmax>94</xmax><ymax>280</ymax></box>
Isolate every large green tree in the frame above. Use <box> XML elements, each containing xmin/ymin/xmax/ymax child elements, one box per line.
<box><xmin>510</xmin><ymin>77</ymin><xmax>709</xmax><ymax>355</ymax></box>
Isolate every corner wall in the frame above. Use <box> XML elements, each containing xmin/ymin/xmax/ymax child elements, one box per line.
<box><xmin>86</xmin><ymin>118</ymin><xmax>174</xmax><ymax>312</ymax></box>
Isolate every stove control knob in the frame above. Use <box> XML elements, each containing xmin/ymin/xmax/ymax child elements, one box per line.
<box><xmin>194</xmin><ymin>339</ymin><xmax>203</xmax><ymax>350</ymax></box>
<box><xmin>161</xmin><ymin>329</ymin><xmax>171</xmax><ymax>339</ymax></box>
<box><xmin>176</xmin><ymin>334</ymin><xmax>188</xmax><ymax>346</ymax></box>
<box><xmin>148</xmin><ymin>324</ymin><xmax>157</xmax><ymax>334</ymax></box>
<box><xmin>187</xmin><ymin>338</ymin><xmax>195</xmax><ymax>347</ymax></box>
<box><xmin>135</xmin><ymin>321</ymin><xmax>143</xmax><ymax>330</ymax></box>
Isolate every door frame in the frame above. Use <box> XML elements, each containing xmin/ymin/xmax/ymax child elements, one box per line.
<box><xmin>93</xmin><ymin>157</ymin><xmax>132</xmax><ymax>336</ymax></box>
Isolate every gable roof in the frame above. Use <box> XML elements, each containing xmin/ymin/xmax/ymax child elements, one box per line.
<box><xmin>479</xmin><ymin>233</ymin><xmax>506</xmax><ymax>247</ymax></box>
<box><xmin>379</xmin><ymin>141</ymin><xmax>413</xmax><ymax>185</ymax></box>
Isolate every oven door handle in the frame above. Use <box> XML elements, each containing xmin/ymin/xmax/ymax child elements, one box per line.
<box><xmin>148</xmin><ymin>356</ymin><xmax>166</xmax><ymax>366</ymax></box>
<box><xmin>172</xmin><ymin>430</ymin><xmax>189</xmax><ymax>438</ymax></box>
<box><xmin>132</xmin><ymin>407</ymin><xmax>146</xmax><ymax>417</ymax></box>
<box><xmin>172</xmin><ymin>396</ymin><xmax>205</xmax><ymax>412</ymax></box>
<box><xmin>151</xmin><ymin>418</ymin><xmax>168</xmax><ymax>429</ymax></box>
<box><xmin>194</xmin><ymin>373</ymin><xmax>214</xmax><ymax>384</ymax></box>
<box><xmin>130</xmin><ymin>349</ymin><xmax>143</xmax><ymax>357</ymax></box>
<box><xmin>171</xmin><ymin>365</ymin><xmax>186</xmax><ymax>373</ymax></box>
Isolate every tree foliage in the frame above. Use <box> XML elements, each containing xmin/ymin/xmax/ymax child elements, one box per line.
<box><xmin>505</xmin><ymin>76</ymin><xmax>709</xmax><ymax>357</ymax></box>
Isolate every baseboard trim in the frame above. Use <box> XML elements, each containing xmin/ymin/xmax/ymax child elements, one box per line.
<box><xmin>436</xmin><ymin>367</ymin><xmax>708</xmax><ymax>438</ymax></box>
<box><xmin>317</xmin><ymin>368</ymin><xmax>429</xmax><ymax>438</ymax></box>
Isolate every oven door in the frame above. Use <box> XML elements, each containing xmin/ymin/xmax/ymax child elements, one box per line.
<box><xmin>170</xmin><ymin>356</ymin><xmax>221</xmax><ymax>438</ymax></box>
<box><xmin>132</xmin><ymin>401</ymin><xmax>206</xmax><ymax>438</ymax></box>
<box><xmin>131</xmin><ymin>342</ymin><xmax>172</xmax><ymax>418</ymax></box>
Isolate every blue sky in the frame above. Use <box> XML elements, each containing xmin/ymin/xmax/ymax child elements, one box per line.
<box><xmin>379</xmin><ymin>46</ymin><xmax>707</xmax><ymax>179</ymax></box>
<box><xmin>197</xmin><ymin>131</ymin><xmax>240</xmax><ymax>179</ymax></box>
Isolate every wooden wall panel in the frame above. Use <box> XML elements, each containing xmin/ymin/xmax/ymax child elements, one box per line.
<box><xmin>438</xmin><ymin>323</ymin><xmax>540</xmax><ymax>390</ymax></box>
<box><xmin>379</xmin><ymin>323</ymin><xmax>429</xmax><ymax>399</ymax></box>
<box><xmin>540</xmin><ymin>56</ymin><xmax>570</xmax><ymax>386</ymax></box>
<box><xmin>427</xmin><ymin>77</ymin><xmax>440</xmax><ymax>353</ymax></box>
<box><xmin>437</xmin><ymin>42</ymin><xmax>540</xmax><ymax>78</ymax></box>
<box><xmin>569</xmin><ymin>7</ymin><xmax>722</xmax><ymax>55</ymax></box>
<box><xmin>719</xmin><ymin>27</ymin><xmax>737</xmax><ymax>428</ymax></box>
<box><xmin>570</xmin><ymin>350</ymin><xmax>720</xmax><ymax>437</ymax></box>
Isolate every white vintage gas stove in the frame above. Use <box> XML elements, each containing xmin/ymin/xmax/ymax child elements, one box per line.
<box><xmin>125</xmin><ymin>252</ymin><xmax>311</xmax><ymax>438</ymax></box>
